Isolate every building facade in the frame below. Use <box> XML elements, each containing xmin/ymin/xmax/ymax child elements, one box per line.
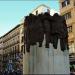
<box><xmin>0</xmin><ymin>37</ymin><xmax>3</xmax><ymax>71</ymax></box>
<box><xmin>0</xmin><ymin>24</ymin><xmax>24</xmax><ymax>71</ymax></box>
<box><xmin>59</xmin><ymin>0</ymin><xmax>75</xmax><ymax>71</ymax></box>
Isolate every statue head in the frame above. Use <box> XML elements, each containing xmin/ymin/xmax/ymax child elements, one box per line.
<box><xmin>53</xmin><ymin>13</ymin><xmax>60</xmax><ymax>17</ymax></box>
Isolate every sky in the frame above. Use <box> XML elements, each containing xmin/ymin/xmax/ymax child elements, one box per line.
<box><xmin>0</xmin><ymin>0</ymin><xmax>59</xmax><ymax>37</ymax></box>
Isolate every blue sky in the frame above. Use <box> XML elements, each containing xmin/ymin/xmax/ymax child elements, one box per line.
<box><xmin>0</xmin><ymin>0</ymin><xmax>59</xmax><ymax>36</ymax></box>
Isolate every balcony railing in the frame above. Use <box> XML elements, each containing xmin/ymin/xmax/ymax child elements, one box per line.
<box><xmin>69</xmin><ymin>53</ymin><xmax>75</xmax><ymax>62</ymax></box>
<box><xmin>3</xmin><ymin>40</ymin><xmax>20</xmax><ymax>49</ymax></box>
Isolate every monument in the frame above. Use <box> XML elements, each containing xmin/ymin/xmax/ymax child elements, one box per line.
<box><xmin>24</xmin><ymin>12</ymin><xmax>70</xmax><ymax>74</ymax></box>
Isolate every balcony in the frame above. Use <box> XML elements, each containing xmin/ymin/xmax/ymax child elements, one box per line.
<box><xmin>69</xmin><ymin>53</ymin><xmax>75</xmax><ymax>62</ymax></box>
<box><xmin>60</xmin><ymin>0</ymin><xmax>74</xmax><ymax>15</ymax></box>
<box><xmin>3</xmin><ymin>40</ymin><xmax>20</xmax><ymax>50</ymax></box>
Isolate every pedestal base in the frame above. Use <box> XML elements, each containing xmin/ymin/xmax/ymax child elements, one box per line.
<box><xmin>29</xmin><ymin>39</ymin><xmax>70</xmax><ymax>74</ymax></box>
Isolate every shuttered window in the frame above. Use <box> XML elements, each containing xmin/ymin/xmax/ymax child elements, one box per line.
<box><xmin>61</xmin><ymin>0</ymin><xmax>70</xmax><ymax>8</ymax></box>
<box><xmin>67</xmin><ymin>25</ymin><xmax>72</xmax><ymax>32</ymax></box>
<box><xmin>63</xmin><ymin>12</ymin><xmax>71</xmax><ymax>20</ymax></box>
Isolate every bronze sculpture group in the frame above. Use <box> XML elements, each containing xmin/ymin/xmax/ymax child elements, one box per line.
<box><xmin>24</xmin><ymin>12</ymin><xmax>69</xmax><ymax>52</ymax></box>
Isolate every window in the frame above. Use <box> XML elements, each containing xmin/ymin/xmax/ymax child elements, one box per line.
<box><xmin>36</xmin><ymin>10</ymin><xmax>38</xmax><ymax>15</ymax></box>
<box><xmin>16</xmin><ymin>45</ymin><xmax>19</xmax><ymax>53</ymax></box>
<box><xmin>13</xmin><ymin>47</ymin><xmax>14</xmax><ymax>52</ymax></box>
<box><xmin>15</xmin><ymin>46</ymin><xmax>16</xmax><ymax>51</ymax></box>
<box><xmin>74</xmin><ymin>1</ymin><xmax>75</xmax><ymax>6</ymax></box>
<box><xmin>17</xmin><ymin>45</ymin><xmax>19</xmax><ymax>50</ymax></box>
<box><xmin>14</xmin><ymin>46</ymin><xmax>16</xmax><ymax>57</ymax></box>
<box><xmin>21</xmin><ymin>36</ymin><xmax>24</xmax><ymax>43</ymax></box>
<box><xmin>12</xmin><ymin>46</ymin><xmax>16</xmax><ymax>59</ymax></box>
<box><xmin>66</xmin><ymin>0</ymin><xmax>70</xmax><ymax>5</ymax></box>
<box><xmin>21</xmin><ymin>45</ymin><xmax>24</xmax><ymax>52</ymax></box>
<box><xmin>67</xmin><ymin>26</ymin><xmax>72</xmax><ymax>32</ymax></box>
<box><xmin>62</xmin><ymin>1</ymin><xmax>66</xmax><ymax>7</ymax></box>
<box><xmin>69</xmin><ymin>41</ymin><xmax>75</xmax><ymax>53</ymax></box>
<box><xmin>62</xmin><ymin>0</ymin><xmax>70</xmax><ymax>8</ymax></box>
<box><xmin>63</xmin><ymin>12</ymin><xmax>71</xmax><ymax>20</ymax></box>
<box><xmin>21</xmin><ymin>28</ymin><xmax>24</xmax><ymax>34</ymax></box>
<box><xmin>67</xmin><ymin>12</ymin><xmax>71</xmax><ymax>19</ymax></box>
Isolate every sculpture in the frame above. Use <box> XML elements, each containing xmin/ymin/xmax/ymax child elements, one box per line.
<box><xmin>24</xmin><ymin>12</ymin><xmax>70</xmax><ymax>74</ymax></box>
<box><xmin>24</xmin><ymin>12</ymin><xmax>69</xmax><ymax>52</ymax></box>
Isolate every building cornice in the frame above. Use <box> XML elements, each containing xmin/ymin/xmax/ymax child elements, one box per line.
<box><xmin>31</xmin><ymin>4</ymin><xmax>50</xmax><ymax>14</ymax></box>
<box><xmin>0</xmin><ymin>24</ymin><xmax>20</xmax><ymax>39</ymax></box>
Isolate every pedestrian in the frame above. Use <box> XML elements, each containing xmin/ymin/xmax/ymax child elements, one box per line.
<box><xmin>0</xmin><ymin>70</ymin><xmax>3</xmax><ymax>75</ymax></box>
<box><xmin>3</xmin><ymin>70</ymin><xmax>8</xmax><ymax>75</ymax></box>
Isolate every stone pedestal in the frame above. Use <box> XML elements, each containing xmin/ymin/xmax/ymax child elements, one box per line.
<box><xmin>23</xmin><ymin>52</ymin><xmax>29</xmax><ymax>74</ymax></box>
<box><xmin>29</xmin><ymin>39</ymin><xmax>70</xmax><ymax>74</ymax></box>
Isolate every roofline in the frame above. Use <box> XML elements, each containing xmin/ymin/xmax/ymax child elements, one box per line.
<box><xmin>0</xmin><ymin>24</ymin><xmax>21</xmax><ymax>39</ymax></box>
<box><xmin>31</xmin><ymin>4</ymin><xmax>50</xmax><ymax>14</ymax></box>
<box><xmin>0</xmin><ymin>36</ymin><xmax>3</xmax><ymax>39</ymax></box>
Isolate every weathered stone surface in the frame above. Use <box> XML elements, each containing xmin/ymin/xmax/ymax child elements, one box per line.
<box><xmin>29</xmin><ymin>39</ymin><xmax>70</xmax><ymax>74</ymax></box>
<box><xmin>23</xmin><ymin>52</ymin><xmax>29</xmax><ymax>74</ymax></box>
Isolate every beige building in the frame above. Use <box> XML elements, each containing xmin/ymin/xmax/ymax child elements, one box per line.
<box><xmin>0</xmin><ymin>24</ymin><xmax>24</xmax><ymax>71</ymax></box>
<box><xmin>0</xmin><ymin>37</ymin><xmax>3</xmax><ymax>71</ymax></box>
<box><xmin>59</xmin><ymin>0</ymin><xmax>75</xmax><ymax>64</ymax></box>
